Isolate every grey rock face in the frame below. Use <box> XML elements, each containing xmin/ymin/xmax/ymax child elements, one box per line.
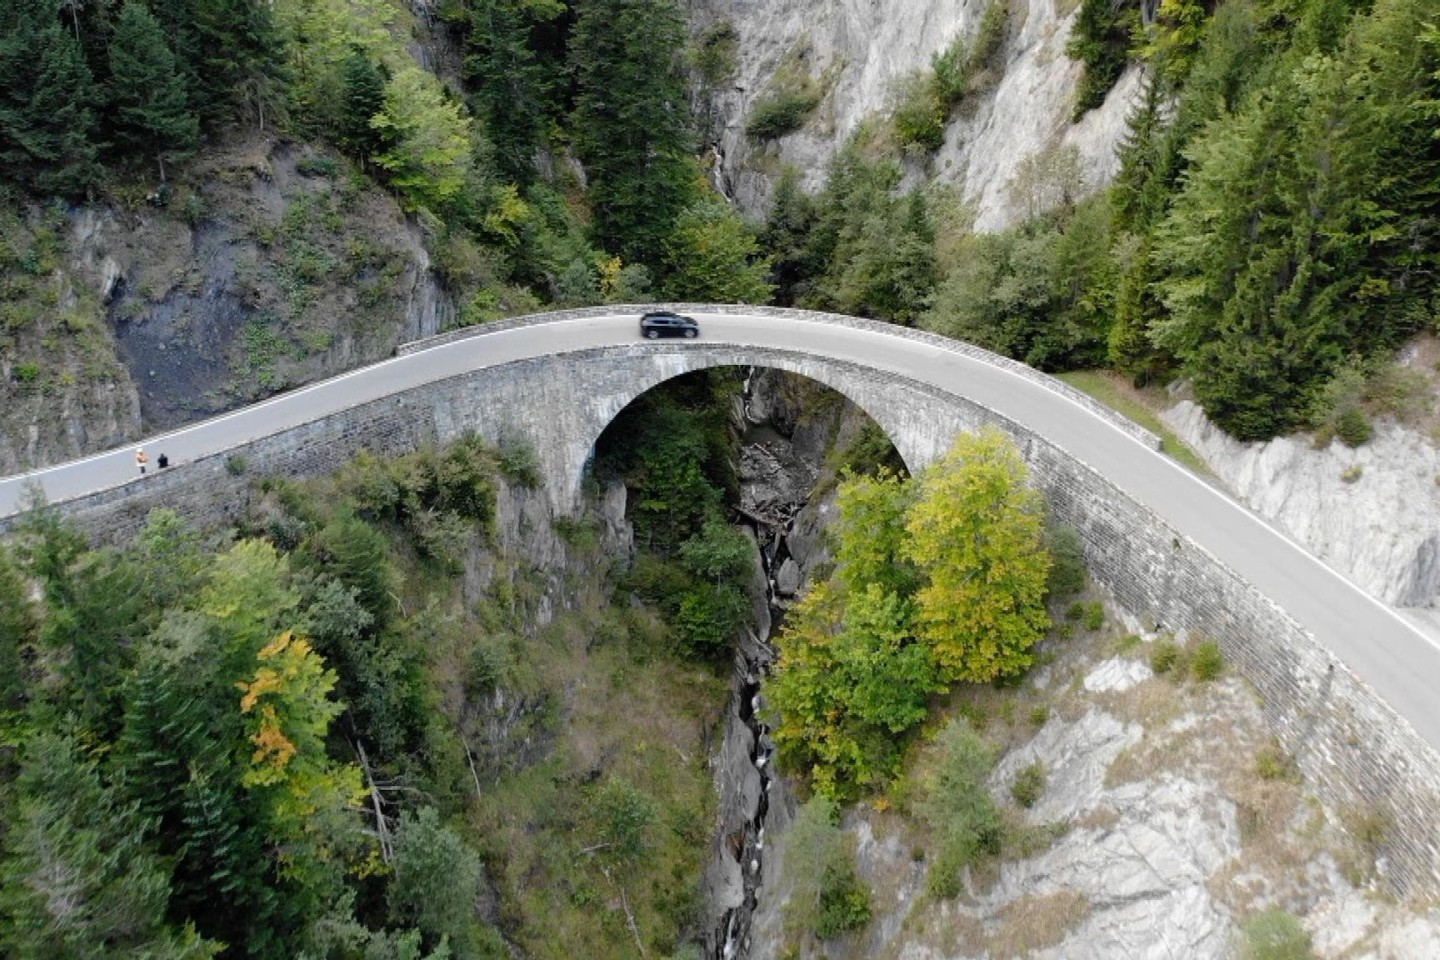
<box><xmin>695</xmin><ymin>0</ymin><xmax>1144</xmax><ymax>229</ymax></box>
<box><xmin>1163</xmin><ymin>399</ymin><xmax>1440</xmax><ymax>607</ymax></box>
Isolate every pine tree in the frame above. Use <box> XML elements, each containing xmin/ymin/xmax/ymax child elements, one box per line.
<box><xmin>0</xmin><ymin>9</ymin><xmax>103</xmax><ymax>196</ymax></box>
<box><xmin>571</xmin><ymin>0</ymin><xmax>698</xmax><ymax>266</ymax></box>
<box><xmin>108</xmin><ymin>0</ymin><xmax>198</xmax><ymax>181</ymax></box>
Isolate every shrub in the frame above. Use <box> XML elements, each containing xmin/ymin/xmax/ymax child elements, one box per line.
<box><xmin>892</xmin><ymin>76</ymin><xmax>946</xmax><ymax>150</ymax></box>
<box><xmin>692</xmin><ymin>21</ymin><xmax>740</xmax><ymax>84</ymax></box>
<box><xmin>1150</xmin><ymin>639</ymin><xmax>1181</xmax><ymax>674</ymax></box>
<box><xmin>1340</xmin><ymin>463</ymin><xmax>1363</xmax><ymax>484</ymax></box>
<box><xmin>553</xmin><ymin>516</ymin><xmax>600</xmax><ymax>551</ymax></box>
<box><xmin>914</xmin><ymin>719</ymin><xmax>1001</xmax><ymax>898</ymax></box>
<box><xmin>13</xmin><ymin>361</ymin><xmax>39</xmax><ymax>384</ymax></box>
<box><xmin>1029</xmin><ymin>705</ymin><xmax>1049</xmax><ymax>728</ymax></box>
<box><xmin>1239</xmin><ymin>909</ymin><xmax>1314</xmax><ymax>960</ymax></box>
<box><xmin>1011</xmin><ymin>761</ymin><xmax>1046</xmax><ymax>808</ymax></box>
<box><xmin>1335</xmin><ymin>407</ymin><xmax>1372</xmax><ymax>447</ymax></box>
<box><xmin>1081</xmin><ymin>600</ymin><xmax>1104</xmax><ymax>631</ymax></box>
<box><xmin>296</xmin><ymin>153</ymin><xmax>340</xmax><ymax>178</ymax></box>
<box><xmin>225</xmin><ymin>453</ymin><xmax>248</xmax><ymax>476</ymax></box>
<box><xmin>745</xmin><ymin>86</ymin><xmax>822</xmax><ymax>141</ymax></box>
<box><xmin>497</xmin><ymin>435</ymin><xmax>542</xmax><ymax>488</ymax></box>
<box><xmin>1191</xmin><ymin>639</ymin><xmax>1223</xmax><ymax>681</ymax></box>
<box><xmin>815</xmin><ymin>858</ymin><xmax>872</xmax><ymax>937</ymax></box>
<box><xmin>1046</xmin><ymin>527</ymin><xmax>1087</xmax><ymax>599</ymax></box>
<box><xmin>1254</xmin><ymin>738</ymin><xmax>1299</xmax><ymax>782</ymax></box>
<box><xmin>784</xmin><ymin>797</ymin><xmax>872</xmax><ymax>938</ymax></box>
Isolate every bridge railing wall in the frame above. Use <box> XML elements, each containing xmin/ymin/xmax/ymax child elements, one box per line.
<box><xmin>396</xmin><ymin>304</ymin><xmax>1163</xmax><ymax>452</ymax></box>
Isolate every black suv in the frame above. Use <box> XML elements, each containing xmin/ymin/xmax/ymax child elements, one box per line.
<box><xmin>639</xmin><ymin>310</ymin><xmax>700</xmax><ymax>339</ymax></box>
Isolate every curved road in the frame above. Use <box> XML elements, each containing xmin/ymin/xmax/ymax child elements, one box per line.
<box><xmin>3</xmin><ymin>310</ymin><xmax>1438</xmax><ymax>751</ymax></box>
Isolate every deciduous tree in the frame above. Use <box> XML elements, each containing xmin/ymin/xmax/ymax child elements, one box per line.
<box><xmin>904</xmin><ymin>429</ymin><xmax>1050</xmax><ymax>683</ymax></box>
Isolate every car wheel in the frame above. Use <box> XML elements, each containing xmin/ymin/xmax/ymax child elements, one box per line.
<box><xmin>645</xmin><ymin>329</ymin><xmax>658</xmax><ymax>339</ymax></box>
<box><xmin>685</xmin><ymin>328</ymin><xmax>697</xmax><ymax>339</ymax></box>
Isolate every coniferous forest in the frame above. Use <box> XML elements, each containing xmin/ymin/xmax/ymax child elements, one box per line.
<box><xmin>0</xmin><ymin>0</ymin><xmax>1438</xmax><ymax>956</ymax></box>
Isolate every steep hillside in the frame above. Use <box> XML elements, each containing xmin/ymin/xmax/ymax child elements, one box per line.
<box><xmin>694</xmin><ymin>0</ymin><xmax>1144</xmax><ymax>226</ymax></box>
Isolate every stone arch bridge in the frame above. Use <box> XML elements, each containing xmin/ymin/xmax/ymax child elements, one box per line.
<box><xmin>1</xmin><ymin>304</ymin><xmax>1438</xmax><ymax>890</ymax></box>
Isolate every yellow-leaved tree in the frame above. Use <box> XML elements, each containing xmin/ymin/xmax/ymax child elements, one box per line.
<box><xmin>904</xmin><ymin>428</ymin><xmax>1051</xmax><ymax>683</ymax></box>
<box><xmin>236</xmin><ymin>629</ymin><xmax>367</xmax><ymax>885</ymax></box>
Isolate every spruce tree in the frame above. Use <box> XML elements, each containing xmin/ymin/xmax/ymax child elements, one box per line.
<box><xmin>0</xmin><ymin>734</ymin><xmax>218</xmax><ymax>958</ymax></box>
<box><xmin>336</xmin><ymin>46</ymin><xmax>387</xmax><ymax>162</ymax></box>
<box><xmin>109</xmin><ymin>0</ymin><xmax>199</xmax><ymax>181</ymax></box>
<box><xmin>0</xmin><ymin>9</ymin><xmax>102</xmax><ymax>196</ymax></box>
<box><xmin>463</xmin><ymin>0</ymin><xmax>552</xmax><ymax>183</ymax></box>
<box><xmin>191</xmin><ymin>0</ymin><xmax>288</xmax><ymax>129</ymax></box>
<box><xmin>571</xmin><ymin>0</ymin><xmax>698</xmax><ymax>266</ymax></box>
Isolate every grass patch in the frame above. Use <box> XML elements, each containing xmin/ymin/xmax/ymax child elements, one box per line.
<box><xmin>1056</xmin><ymin>370</ymin><xmax>1210</xmax><ymax>475</ymax></box>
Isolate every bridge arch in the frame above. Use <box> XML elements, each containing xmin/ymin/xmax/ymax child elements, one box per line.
<box><xmin>463</xmin><ymin>342</ymin><xmax>995</xmax><ymax>515</ymax></box>
<box><xmin>579</xmin><ymin>351</ymin><xmax>924</xmax><ymax>494</ymax></box>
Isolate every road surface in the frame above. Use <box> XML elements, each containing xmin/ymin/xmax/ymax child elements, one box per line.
<box><xmin>2</xmin><ymin>310</ymin><xmax>1437</xmax><ymax>751</ymax></box>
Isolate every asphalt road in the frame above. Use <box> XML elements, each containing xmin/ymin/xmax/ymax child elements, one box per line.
<box><xmin>3</xmin><ymin>310</ymin><xmax>1438</xmax><ymax>750</ymax></box>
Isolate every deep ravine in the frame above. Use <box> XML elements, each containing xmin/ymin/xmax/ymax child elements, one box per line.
<box><xmin>710</xmin><ymin>369</ymin><xmax>821</xmax><ymax>959</ymax></box>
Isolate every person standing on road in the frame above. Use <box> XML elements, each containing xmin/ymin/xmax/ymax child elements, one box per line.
<box><xmin>135</xmin><ymin>447</ymin><xmax>149</xmax><ymax>475</ymax></box>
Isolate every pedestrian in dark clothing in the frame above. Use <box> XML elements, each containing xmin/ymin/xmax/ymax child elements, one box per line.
<box><xmin>157</xmin><ymin>453</ymin><xmax>169</xmax><ymax>469</ymax></box>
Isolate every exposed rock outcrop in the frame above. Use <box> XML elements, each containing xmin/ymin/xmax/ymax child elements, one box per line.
<box><xmin>695</xmin><ymin>0</ymin><xmax>1145</xmax><ymax>228</ymax></box>
<box><xmin>1163</xmin><ymin>399</ymin><xmax>1440</xmax><ymax>608</ymax></box>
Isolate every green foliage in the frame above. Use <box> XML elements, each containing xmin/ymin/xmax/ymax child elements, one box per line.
<box><xmin>0</xmin><ymin>9</ymin><xmax>102</xmax><ymax>196</ymax></box>
<box><xmin>691</xmin><ymin>21</ymin><xmax>740</xmax><ymax>85</ymax></box>
<box><xmin>771</xmin><ymin>430</ymin><xmax>1051</xmax><ymax>798</ymax></box>
<box><xmin>337</xmin><ymin>47</ymin><xmax>389</xmax><ymax>161</ymax></box>
<box><xmin>1045</xmin><ymin>526</ymin><xmax>1087</xmax><ymax>599</ymax></box>
<box><xmin>746</xmin><ymin>87</ymin><xmax>822</xmax><ymax>141</ymax></box>
<box><xmin>661</xmin><ymin>198</ymin><xmax>774</xmax><ymax>303</ymax></box>
<box><xmin>1151</xmin><ymin>639</ymin><xmax>1182</xmax><ymax>674</ymax></box>
<box><xmin>920</xmin><ymin>191</ymin><xmax>1114</xmax><ymax>370</ymax></box>
<box><xmin>0</xmin><ymin>733</ymin><xmax>221</xmax><ymax>959</ymax></box>
<box><xmin>372</xmin><ymin>66</ymin><xmax>475</xmax><ymax>217</ymax></box>
<box><xmin>896</xmin><ymin>0</ymin><xmax>1008</xmax><ymax>149</ymax></box>
<box><xmin>0</xmin><ymin>543</ymin><xmax>35</xmax><ymax>711</ymax></box>
<box><xmin>496</xmin><ymin>435</ymin><xmax>542</xmax><ymax>488</ymax></box>
<box><xmin>1191</xmin><ymin>638</ymin><xmax>1223</xmax><ymax>680</ymax></box>
<box><xmin>781</xmin><ymin>797</ymin><xmax>871</xmax><ymax>939</ymax></box>
<box><xmin>389</xmin><ymin>807</ymin><xmax>486</xmax><ymax>957</ymax></box>
<box><xmin>905</xmin><ymin>429</ymin><xmax>1051</xmax><ymax>683</ymax></box>
<box><xmin>780</xmin><ymin>148</ymin><xmax>938</xmax><ymax>324</ymax></box>
<box><xmin>1068</xmin><ymin>0</ymin><xmax>1141</xmax><ymax>118</ymax></box>
<box><xmin>913</xmin><ymin>718</ymin><xmax>1001</xmax><ymax>898</ymax></box>
<box><xmin>589</xmin><ymin>777</ymin><xmax>658</xmax><ymax>862</ymax></box>
<box><xmin>454</xmin><ymin>0</ymin><xmax>561</xmax><ymax>184</ymax></box>
<box><xmin>1334</xmin><ymin>407</ymin><xmax>1373</xmax><ymax>447</ymax></box>
<box><xmin>1011</xmin><ymin>761</ymin><xmax>1046</xmax><ymax>808</ymax></box>
<box><xmin>109</xmin><ymin>0</ymin><xmax>199</xmax><ymax>181</ymax></box>
<box><xmin>891</xmin><ymin>76</ymin><xmax>946</xmax><ymax>151</ymax></box>
<box><xmin>834</xmin><ymin>421</ymin><xmax>906</xmax><ymax>478</ymax></box>
<box><xmin>572</xmin><ymin>0</ymin><xmax>697</xmax><ymax>266</ymax></box>
<box><xmin>1239</xmin><ymin>909</ymin><xmax>1315</xmax><ymax>960</ymax></box>
<box><xmin>1148</xmin><ymin>0</ymin><xmax>1440</xmax><ymax>439</ymax></box>
<box><xmin>834</xmin><ymin>468</ymin><xmax>916</xmax><ymax>598</ymax></box>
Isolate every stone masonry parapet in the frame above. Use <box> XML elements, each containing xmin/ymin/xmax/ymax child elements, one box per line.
<box><xmin>396</xmin><ymin>304</ymin><xmax>1162</xmax><ymax>451</ymax></box>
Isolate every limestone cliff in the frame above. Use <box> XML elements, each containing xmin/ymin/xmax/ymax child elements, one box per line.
<box><xmin>694</xmin><ymin>0</ymin><xmax>1145</xmax><ymax>228</ymax></box>
<box><xmin>1163</xmin><ymin>393</ymin><xmax>1440</xmax><ymax>610</ymax></box>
